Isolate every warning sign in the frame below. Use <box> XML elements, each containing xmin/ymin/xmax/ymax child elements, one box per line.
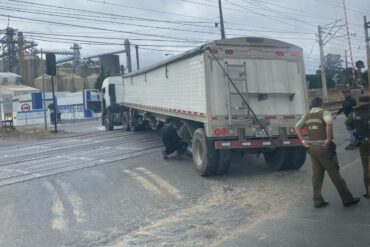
<box><xmin>21</xmin><ymin>103</ymin><xmax>31</xmax><ymax>112</ymax></box>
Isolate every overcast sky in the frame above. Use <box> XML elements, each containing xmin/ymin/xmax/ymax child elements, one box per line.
<box><xmin>0</xmin><ymin>0</ymin><xmax>369</xmax><ymax>74</ymax></box>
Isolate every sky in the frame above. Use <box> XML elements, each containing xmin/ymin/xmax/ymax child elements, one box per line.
<box><xmin>0</xmin><ymin>0</ymin><xmax>369</xmax><ymax>74</ymax></box>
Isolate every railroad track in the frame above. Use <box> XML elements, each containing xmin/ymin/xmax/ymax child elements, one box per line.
<box><xmin>0</xmin><ymin>131</ymin><xmax>162</xmax><ymax>187</ymax></box>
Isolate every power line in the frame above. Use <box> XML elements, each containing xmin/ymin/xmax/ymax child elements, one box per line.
<box><xmin>223</xmin><ymin>0</ymin><xmax>314</xmax><ymax>32</ymax></box>
<box><xmin>0</xmin><ymin>5</ymin><xmax>221</xmax><ymax>35</ymax></box>
<box><xmin>22</xmin><ymin>31</ymin><xmax>207</xmax><ymax>43</ymax></box>
<box><xmin>0</xmin><ymin>14</ymin><xmax>214</xmax><ymax>42</ymax></box>
<box><xmin>8</xmin><ymin>0</ymin><xmax>215</xmax><ymax>26</ymax></box>
<box><xmin>84</xmin><ymin>0</ymin><xmax>216</xmax><ymax>21</ymax></box>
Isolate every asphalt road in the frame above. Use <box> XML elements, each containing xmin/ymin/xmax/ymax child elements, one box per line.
<box><xmin>0</xmin><ymin>116</ymin><xmax>368</xmax><ymax>247</ymax></box>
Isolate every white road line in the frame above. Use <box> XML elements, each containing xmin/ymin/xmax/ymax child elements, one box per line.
<box><xmin>342</xmin><ymin>158</ymin><xmax>361</xmax><ymax>170</ymax></box>
<box><xmin>43</xmin><ymin>181</ymin><xmax>67</xmax><ymax>231</ymax></box>
<box><xmin>135</xmin><ymin>167</ymin><xmax>183</xmax><ymax>200</ymax></box>
<box><xmin>56</xmin><ymin>180</ymin><xmax>86</xmax><ymax>224</ymax></box>
<box><xmin>123</xmin><ymin>169</ymin><xmax>162</xmax><ymax>195</ymax></box>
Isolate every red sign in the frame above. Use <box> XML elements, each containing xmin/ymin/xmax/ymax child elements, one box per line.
<box><xmin>21</xmin><ymin>103</ymin><xmax>31</xmax><ymax>112</ymax></box>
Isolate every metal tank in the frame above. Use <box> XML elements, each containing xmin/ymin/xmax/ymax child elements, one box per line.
<box><xmin>99</xmin><ymin>55</ymin><xmax>120</xmax><ymax>76</ymax></box>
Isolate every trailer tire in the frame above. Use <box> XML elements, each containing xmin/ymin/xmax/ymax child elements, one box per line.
<box><xmin>192</xmin><ymin>128</ymin><xmax>217</xmax><ymax>176</ymax></box>
<box><xmin>104</xmin><ymin>111</ymin><xmax>114</xmax><ymax>131</ymax></box>
<box><xmin>216</xmin><ymin>149</ymin><xmax>231</xmax><ymax>175</ymax></box>
<box><xmin>122</xmin><ymin>112</ymin><xmax>130</xmax><ymax>131</ymax></box>
<box><xmin>129</xmin><ymin>110</ymin><xmax>140</xmax><ymax>132</ymax></box>
<box><xmin>287</xmin><ymin>147</ymin><xmax>306</xmax><ymax>169</ymax></box>
<box><xmin>263</xmin><ymin>148</ymin><xmax>289</xmax><ymax>170</ymax></box>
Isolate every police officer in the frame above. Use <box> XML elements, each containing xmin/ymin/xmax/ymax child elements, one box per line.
<box><xmin>295</xmin><ymin>97</ymin><xmax>360</xmax><ymax>208</ymax></box>
<box><xmin>160</xmin><ymin>117</ymin><xmax>188</xmax><ymax>160</ymax></box>
<box><xmin>336</xmin><ymin>89</ymin><xmax>357</xmax><ymax>150</ymax></box>
<box><xmin>345</xmin><ymin>95</ymin><xmax>370</xmax><ymax>198</ymax></box>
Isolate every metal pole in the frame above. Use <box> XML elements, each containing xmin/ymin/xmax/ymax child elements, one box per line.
<box><xmin>318</xmin><ymin>25</ymin><xmax>328</xmax><ymax>102</ymax></box>
<box><xmin>345</xmin><ymin>50</ymin><xmax>348</xmax><ymax>69</ymax></box>
<box><xmin>218</xmin><ymin>0</ymin><xmax>226</xmax><ymax>39</ymax></box>
<box><xmin>51</xmin><ymin>75</ymin><xmax>57</xmax><ymax>133</ymax></box>
<box><xmin>364</xmin><ymin>16</ymin><xmax>370</xmax><ymax>87</ymax></box>
<box><xmin>135</xmin><ymin>45</ymin><xmax>140</xmax><ymax>70</ymax></box>
<box><xmin>124</xmin><ymin>39</ymin><xmax>132</xmax><ymax>73</ymax></box>
<box><xmin>40</xmin><ymin>49</ymin><xmax>47</xmax><ymax>130</ymax></box>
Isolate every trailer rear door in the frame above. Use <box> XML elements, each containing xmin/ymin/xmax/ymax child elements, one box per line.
<box><xmin>209</xmin><ymin>47</ymin><xmax>307</xmax><ymax>122</ymax></box>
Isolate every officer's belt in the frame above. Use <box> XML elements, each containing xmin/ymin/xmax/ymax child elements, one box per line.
<box><xmin>309</xmin><ymin>140</ymin><xmax>325</xmax><ymax>146</ymax></box>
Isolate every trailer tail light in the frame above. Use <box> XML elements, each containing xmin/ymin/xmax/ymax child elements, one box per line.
<box><xmin>214</xmin><ymin>128</ymin><xmax>221</xmax><ymax>136</ymax></box>
<box><xmin>290</xmin><ymin>51</ymin><xmax>299</xmax><ymax>57</ymax></box>
<box><xmin>275</xmin><ymin>51</ymin><xmax>285</xmax><ymax>57</ymax></box>
<box><xmin>221</xmin><ymin>128</ymin><xmax>228</xmax><ymax>135</ymax></box>
<box><xmin>225</xmin><ymin>49</ymin><xmax>234</xmax><ymax>55</ymax></box>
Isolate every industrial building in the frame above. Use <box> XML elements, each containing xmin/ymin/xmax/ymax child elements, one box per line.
<box><xmin>1</xmin><ymin>27</ymin><xmax>131</xmax><ymax>93</ymax></box>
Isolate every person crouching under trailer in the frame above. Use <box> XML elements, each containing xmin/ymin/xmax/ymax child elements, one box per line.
<box><xmin>160</xmin><ymin>117</ymin><xmax>188</xmax><ymax>160</ymax></box>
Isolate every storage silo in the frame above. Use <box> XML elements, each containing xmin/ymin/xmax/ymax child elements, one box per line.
<box><xmin>85</xmin><ymin>73</ymin><xmax>99</xmax><ymax>89</ymax></box>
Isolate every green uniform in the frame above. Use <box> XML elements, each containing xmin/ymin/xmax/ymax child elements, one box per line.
<box><xmin>345</xmin><ymin>103</ymin><xmax>370</xmax><ymax>196</ymax></box>
<box><xmin>296</xmin><ymin>108</ymin><xmax>355</xmax><ymax>205</ymax></box>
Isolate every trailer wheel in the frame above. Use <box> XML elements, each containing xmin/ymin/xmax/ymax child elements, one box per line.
<box><xmin>263</xmin><ymin>148</ymin><xmax>288</xmax><ymax>170</ymax></box>
<box><xmin>129</xmin><ymin>110</ymin><xmax>140</xmax><ymax>132</ymax></box>
<box><xmin>192</xmin><ymin>128</ymin><xmax>217</xmax><ymax>176</ymax></box>
<box><xmin>104</xmin><ymin>111</ymin><xmax>114</xmax><ymax>131</ymax></box>
<box><xmin>287</xmin><ymin>147</ymin><xmax>306</xmax><ymax>169</ymax></box>
<box><xmin>216</xmin><ymin>149</ymin><xmax>231</xmax><ymax>175</ymax></box>
<box><xmin>122</xmin><ymin>112</ymin><xmax>130</xmax><ymax>131</ymax></box>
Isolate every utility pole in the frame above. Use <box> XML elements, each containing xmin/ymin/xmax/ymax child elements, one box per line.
<box><xmin>364</xmin><ymin>16</ymin><xmax>370</xmax><ymax>86</ymax></box>
<box><xmin>318</xmin><ymin>25</ymin><xmax>328</xmax><ymax>102</ymax></box>
<box><xmin>218</xmin><ymin>0</ymin><xmax>225</xmax><ymax>39</ymax></box>
<box><xmin>135</xmin><ymin>45</ymin><xmax>140</xmax><ymax>70</ymax></box>
<box><xmin>40</xmin><ymin>49</ymin><xmax>47</xmax><ymax>130</ymax></box>
<box><xmin>124</xmin><ymin>39</ymin><xmax>132</xmax><ymax>73</ymax></box>
<box><xmin>345</xmin><ymin>50</ymin><xmax>348</xmax><ymax>69</ymax></box>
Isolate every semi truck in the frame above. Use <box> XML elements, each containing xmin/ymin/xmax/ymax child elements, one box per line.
<box><xmin>100</xmin><ymin>37</ymin><xmax>308</xmax><ymax>176</ymax></box>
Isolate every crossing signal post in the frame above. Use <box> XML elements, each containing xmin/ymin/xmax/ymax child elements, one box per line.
<box><xmin>46</xmin><ymin>52</ymin><xmax>57</xmax><ymax>133</ymax></box>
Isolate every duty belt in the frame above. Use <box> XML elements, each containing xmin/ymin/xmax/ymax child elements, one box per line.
<box><xmin>309</xmin><ymin>140</ymin><xmax>326</xmax><ymax>146</ymax></box>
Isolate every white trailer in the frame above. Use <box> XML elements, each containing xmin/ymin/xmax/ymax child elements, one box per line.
<box><xmin>101</xmin><ymin>37</ymin><xmax>308</xmax><ymax>176</ymax></box>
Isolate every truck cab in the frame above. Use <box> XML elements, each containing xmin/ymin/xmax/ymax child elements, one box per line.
<box><xmin>101</xmin><ymin>76</ymin><xmax>125</xmax><ymax>130</ymax></box>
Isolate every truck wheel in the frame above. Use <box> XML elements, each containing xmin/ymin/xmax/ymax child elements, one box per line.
<box><xmin>104</xmin><ymin>111</ymin><xmax>114</xmax><ymax>131</ymax></box>
<box><xmin>263</xmin><ymin>148</ymin><xmax>288</xmax><ymax>170</ymax></box>
<box><xmin>216</xmin><ymin>149</ymin><xmax>231</xmax><ymax>175</ymax></box>
<box><xmin>129</xmin><ymin>110</ymin><xmax>140</xmax><ymax>132</ymax></box>
<box><xmin>192</xmin><ymin>128</ymin><xmax>217</xmax><ymax>176</ymax></box>
<box><xmin>122</xmin><ymin>112</ymin><xmax>130</xmax><ymax>131</ymax></box>
<box><xmin>287</xmin><ymin>147</ymin><xmax>306</xmax><ymax>169</ymax></box>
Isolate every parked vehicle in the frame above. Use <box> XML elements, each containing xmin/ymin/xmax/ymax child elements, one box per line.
<box><xmin>101</xmin><ymin>37</ymin><xmax>308</xmax><ymax>176</ymax></box>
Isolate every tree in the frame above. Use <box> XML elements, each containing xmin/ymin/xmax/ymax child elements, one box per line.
<box><xmin>306</xmin><ymin>74</ymin><xmax>321</xmax><ymax>89</ymax></box>
<box><xmin>324</xmin><ymin>53</ymin><xmax>343</xmax><ymax>88</ymax></box>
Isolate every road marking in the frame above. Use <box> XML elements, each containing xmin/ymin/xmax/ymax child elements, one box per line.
<box><xmin>342</xmin><ymin>158</ymin><xmax>361</xmax><ymax>170</ymax></box>
<box><xmin>123</xmin><ymin>169</ymin><xmax>162</xmax><ymax>195</ymax></box>
<box><xmin>56</xmin><ymin>180</ymin><xmax>86</xmax><ymax>223</ymax></box>
<box><xmin>43</xmin><ymin>181</ymin><xmax>67</xmax><ymax>231</ymax></box>
<box><xmin>135</xmin><ymin>167</ymin><xmax>183</xmax><ymax>200</ymax></box>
